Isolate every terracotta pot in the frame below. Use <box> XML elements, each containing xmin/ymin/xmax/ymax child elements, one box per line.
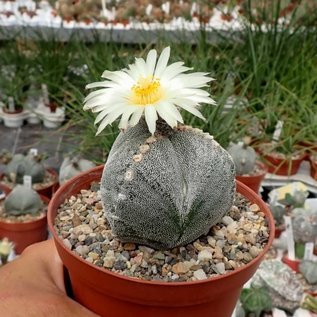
<box><xmin>274</xmin><ymin>225</ymin><xmax>284</xmax><ymax>239</ymax></box>
<box><xmin>282</xmin><ymin>255</ymin><xmax>300</xmax><ymax>273</ymax></box>
<box><xmin>262</xmin><ymin>153</ymin><xmax>306</xmax><ymax>176</ymax></box>
<box><xmin>310</xmin><ymin>157</ymin><xmax>317</xmax><ymax>181</ymax></box>
<box><xmin>236</xmin><ymin>161</ymin><xmax>268</xmax><ymax>193</ymax></box>
<box><xmin>0</xmin><ymin>168</ymin><xmax>58</xmax><ymax>199</ymax></box>
<box><xmin>0</xmin><ymin>192</ymin><xmax>49</xmax><ymax>254</ymax></box>
<box><xmin>48</xmin><ymin>166</ymin><xmax>275</xmax><ymax>317</ymax></box>
<box><xmin>256</xmin><ymin>143</ymin><xmax>306</xmax><ymax>176</ymax></box>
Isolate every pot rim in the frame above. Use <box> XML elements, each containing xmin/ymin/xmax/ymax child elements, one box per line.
<box><xmin>48</xmin><ymin>165</ymin><xmax>275</xmax><ymax>287</ymax></box>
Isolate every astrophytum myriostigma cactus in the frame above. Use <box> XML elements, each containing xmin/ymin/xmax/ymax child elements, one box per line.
<box><xmin>84</xmin><ymin>47</ymin><xmax>236</xmax><ymax>250</ymax></box>
<box><xmin>227</xmin><ymin>137</ymin><xmax>256</xmax><ymax>175</ymax></box>
<box><xmin>59</xmin><ymin>156</ymin><xmax>96</xmax><ymax>185</ymax></box>
<box><xmin>101</xmin><ymin>120</ymin><xmax>235</xmax><ymax>249</ymax></box>
<box><xmin>4</xmin><ymin>184</ymin><xmax>43</xmax><ymax>216</ymax></box>
<box><xmin>5</xmin><ymin>152</ymin><xmax>45</xmax><ymax>184</ymax></box>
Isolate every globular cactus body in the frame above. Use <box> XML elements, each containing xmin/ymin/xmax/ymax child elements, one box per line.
<box><xmin>101</xmin><ymin>121</ymin><xmax>235</xmax><ymax>250</ymax></box>
<box><xmin>5</xmin><ymin>153</ymin><xmax>45</xmax><ymax>184</ymax></box>
<box><xmin>299</xmin><ymin>260</ymin><xmax>317</xmax><ymax>284</ymax></box>
<box><xmin>292</xmin><ymin>210</ymin><xmax>317</xmax><ymax>243</ymax></box>
<box><xmin>227</xmin><ymin>139</ymin><xmax>256</xmax><ymax>175</ymax></box>
<box><xmin>59</xmin><ymin>156</ymin><xmax>96</xmax><ymax>185</ymax></box>
<box><xmin>4</xmin><ymin>185</ymin><xmax>43</xmax><ymax>216</ymax></box>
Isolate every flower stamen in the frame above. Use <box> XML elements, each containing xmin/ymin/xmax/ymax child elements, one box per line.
<box><xmin>131</xmin><ymin>76</ymin><xmax>163</xmax><ymax>106</ymax></box>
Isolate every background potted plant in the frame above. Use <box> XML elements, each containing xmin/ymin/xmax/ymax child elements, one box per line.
<box><xmin>282</xmin><ymin>203</ymin><xmax>317</xmax><ymax>273</ymax></box>
<box><xmin>0</xmin><ymin>181</ymin><xmax>49</xmax><ymax>254</ymax></box>
<box><xmin>255</xmin><ymin>125</ymin><xmax>308</xmax><ymax>176</ymax></box>
<box><xmin>0</xmin><ymin>149</ymin><xmax>58</xmax><ymax>198</ymax></box>
<box><xmin>48</xmin><ymin>46</ymin><xmax>274</xmax><ymax>317</ymax></box>
<box><xmin>227</xmin><ymin>136</ymin><xmax>268</xmax><ymax>193</ymax></box>
<box><xmin>58</xmin><ymin>155</ymin><xmax>96</xmax><ymax>185</ymax></box>
<box><xmin>32</xmin><ymin>41</ymin><xmax>71</xmax><ymax>128</ymax></box>
<box><xmin>0</xmin><ymin>64</ymin><xmax>29</xmax><ymax>128</ymax></box>
<box><xmin>310</xmin><ymin>153</ymin><xmax>317</xmax><ymax>181</ymax></box>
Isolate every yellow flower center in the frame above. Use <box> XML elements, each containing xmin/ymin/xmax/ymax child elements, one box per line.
<box><xmin>130</xmin><ymin>76</ymin><xmax>163</xmax><ymax>106</ymax></box>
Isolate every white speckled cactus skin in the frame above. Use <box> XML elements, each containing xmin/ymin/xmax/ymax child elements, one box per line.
<box><xmin>101</xmin><ymin>120</ymin><xmax>236</xmax><ymax>249</ymax></box>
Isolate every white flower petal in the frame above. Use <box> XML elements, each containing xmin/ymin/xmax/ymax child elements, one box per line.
<box><xmin>129</xmin><ymin>107</ymin><xmax>144</xmax><ymax>126</ymax></box>
<box><xmin>94</xmin><ymin>103</ymin><xmax>126</xmax><ymax>124</ymax></box>
<box><xmin>134</xmin><ymin>57</ymin><xmax>147</xmax><ymax>77</ymax></box>
<box><xmin>86</xmin><ymin>81</ymin><xmax>119</xmax><ymax>89</ymax></box>
<box><xmin>156</xmin><ymin>102</ymin><xmax>183</xmax><ymax>123</ymax></box>
<box><xmin>155</xmin><ymin>103</ymin><xmax>179</xmax><ymax>128</ymax></box>
<box><xmin>171</xmin><ymin>74</ymin><xmax>213</xmax><ymax>88</ymax></box>
<box><xmin>146</xmin><ymin>49</ymin><xmax>157</xmax><ymax>76</ymax></box>
<box><xmin>188</xmin><ymin>96</ymin><xmax>216</xmax><ymax>104</ymax></box>
<box><xmin>177</xmin><ymin>104</ymin><xmax>206</xmax><ymax>120</ymax></box>
<box><xmin>160</xmin><ymin>62</ymin><xmax>191</xmax><ymax>82</ymax></box>
<box><xmin>176</xmin><ymin>88</ymin><xmax>214</xmax><ymax>98</ymax></box>
<box><xmin>154</xmin><ymin>46</ymin><xmax>170</xmax><ymax>78</ymax></box>
<box><xmin>118</xmin><ymin>107</ymin><xmax>136</xmax><ymax>130</ymax></box>
<box><xmin>101</xmin><ymin>70</ymin><xmax>134</xmax><ymax>86</ymax></box>
<box><xmin>84</xmin><ymin>89</ymin><xmax>109</xmax><ymax>102</ymax></box>
<box><xmin>84</xmin><ymin>93</ymin><xmax>125</xmax><ymax>110</ymax></box>
<box><xmin>127</xmin><ymin>63</ymin><xmax>140</xmax><ymax>81</ymax></box>
<box><xmin>95</xmin><ymin>108</ymin><xmax>125</xmax><ymax>135</ymax></box>
<box><xmin>144</xmin><ymin>105</ymin><xmax>158</xmax><ymax>134</ymax></box>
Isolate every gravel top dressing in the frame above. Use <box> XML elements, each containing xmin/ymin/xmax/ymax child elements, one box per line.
<box><xmin>54</xmin><ymin>183</ymin><xmax>269</xmax><ymax>282</ymax></box>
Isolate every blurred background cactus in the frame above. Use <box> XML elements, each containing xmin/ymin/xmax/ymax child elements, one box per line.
<box><xmin>59</xmin><ymin>155</ymin><xmax>96</xmax><ymax>185</ymax></box>
<box><xmin>292</xmin><ymin>209</ymin><xmax>317</xmax><ymax>243</ymax></box>
<box><xmin>299</xmin><ymin>260</ymin><xmax>317</xmax><ymax>285</ymax></box>
<box><xmin>3</xmin><ymin>185</ymin><xmax>43</xmax><ymax>216</ymax></box>
<box><xmin>4</xmin><ymin>151</ymin><xmax>46</xmax><ymax>185</ymax></box>
<box><xmin>55</xmin><ymin>0</ymin><xmax>102</xmax><ymax>21</ymax></box>
<box><xmin>227</xmin><ymin>137</ymin><xmax>256</xmax><ymax>175</ymax></box>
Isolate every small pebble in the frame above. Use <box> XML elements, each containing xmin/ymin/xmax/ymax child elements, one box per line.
<box><xmin>193</xmin><ymin>269</ymin><xmax>207</xmax><ymax>280</ymax></box>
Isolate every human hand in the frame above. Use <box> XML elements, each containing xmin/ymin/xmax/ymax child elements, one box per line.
<box><xmin>0</xmin><ymin>239</ymin><xmax>100</xmax><ymax>317</ymax></box>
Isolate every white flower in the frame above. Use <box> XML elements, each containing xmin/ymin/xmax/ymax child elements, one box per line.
<box><xmin>0</xmin><ymin>238</ymin><xmax>14</xmax><ymax>256</ymax></box>
<box><xmin>84</xmin><ymin>47</ymin><xmax>215</xmax><ymax>135</ymax></box>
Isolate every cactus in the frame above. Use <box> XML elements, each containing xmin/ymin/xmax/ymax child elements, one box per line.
<box><xmin>4</xmin><ymin>184</ymin><xmax>43</xmax><ymax>216</ymax></box>
<box><xmin>5</xmin><ymin>152</ymin><xmax>45</xmax><ymax>184</ymax></box>
<box><xmin>299</xmin><ymin>260</ymin><xmax>317</xmax><ymax>284</ymax></box>
<box><xmin>240</xmin><ymin>287</ymin><xmax>272</xmax><ymax>317</ymax></box>
<box><xmin>55</xmin><ymin>0</ymin><xmax>101</xmax><ymax>21</ymax></box>
<box><xmin>59</xmin><ymin>156</ymin><xmax>96</xmax><ymax>185</ymax></box>
<box><xmin>270</xmin><ymin>204</ymin><xmax>285</xmax><ymax>226</ymax></box>
<box><xmin>85</xmin><ymin>46</ymin><xmax>236</xmax><ymax>250</ymax></box>
<box><xmin>101</xmin><ymin>120</ymin><xmax>235</xmax><ymax>250</ymax></box>
<box><xmin>227</xmin><ymin>137</ymin><xmax>256</xmax><ymax>175</ymax></box>
<box><xmin>292</xmin><ymin>209</ymin><xmax>317</xmax><ymax>244</ymax></box>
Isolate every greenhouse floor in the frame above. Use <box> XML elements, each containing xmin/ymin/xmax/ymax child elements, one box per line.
<box><xmin>0</xmin><ymin>123</ymin><xmax>75</xmax><ymax>173</ymax></box>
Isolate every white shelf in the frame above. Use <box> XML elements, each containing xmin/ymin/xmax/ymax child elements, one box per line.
<box><xmin>262</xmin><ymin>161</ymin><xmax>317</xmax><ymax>194</ymax></box>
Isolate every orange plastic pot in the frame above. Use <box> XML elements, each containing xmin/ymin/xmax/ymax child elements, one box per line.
<box><xmin>260</xmin><ymin>152</ymin><xmax>306</xmax><ymax>176</ymax></box>
<box><xmin>310</xmin><ymin>157</ymin><xmax>317</xmax><ymax>181</ymax></box>
<box><xmin>0</xmin><ymin>194</ymin><xmax>49</xmax><ymax>254</ymax></box>
<box><xmin>236</xmin><ymin>161</ymin><xmax>268</xmax><ymax>193</ymax></box>
<box><xmin>48</xmin><ymin>166</ymin><xmax>275</xmax><ymax>317</ymax></box>
<box><xmin>0</xmin><ymin>168</ymin><xmax>58</xmax><ymax>199</ymax></box>
<box><xmin>274</xmin><ymin>225</ymin><xmax>284</xmax><ymax>239</ymax></box>
<box><xmin>282</xmin><ymin>255</ymin><xmax>300</xmax><ymax>273</ymax></box>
